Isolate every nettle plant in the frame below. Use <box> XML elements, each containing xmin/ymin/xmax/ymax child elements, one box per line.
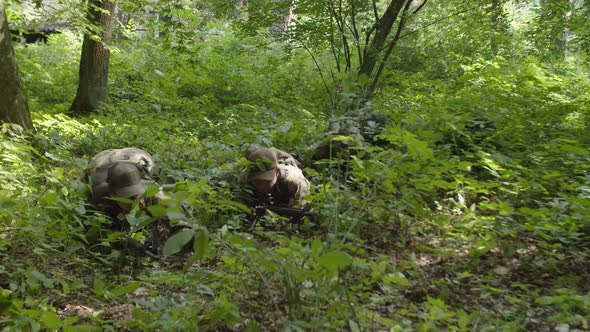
<box><xmin>3</xmin><ymin>1</ymin><xmax>590</xmax><ymax>328</ymax></box>
<box><xmin>0</xmin><ymin>123</ymin><xmax>91</xmax><ymax>331</ymax></box>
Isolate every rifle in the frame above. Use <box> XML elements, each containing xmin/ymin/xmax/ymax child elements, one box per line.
<box><xmin>256</xmin><ymin>205</ymin><xmax>310</xmax><ymax>218</ymax></box>
<box><xmin>248</xmin><ymin>204</ymin><xmax>312</xmax><ymax>228</ymax></box>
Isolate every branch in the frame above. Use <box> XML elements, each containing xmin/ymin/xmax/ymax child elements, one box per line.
<box><xmin>287</xmin><ymin>31</ymin><xmax>333</xmax><ymax>97</ymax></box>
<box><xmin>400</xmin><ymin>3</ymin><xmax>483</xmax><ymax>40</ymax></box>
<box><xmin>371</xmin><ymin>0</ymin><xmax>379</xmax><ymax>22</ymax></box>
<box><xmin>301</xmin><ymin>42</ymin><xmax>332</xmax><ymax>96</ymax></box>
<box><xmin>412</xmin><ymin>0</ymin><xmax>429</xmax><ymax>15</ymax></box>
<box><xmin>350</xmin><ymin>0</ymin><xmax>362</xmax><ymax>64</ymax></box>
<box><xmin>363</xmin><ymin>0</ymin><xmax>380</xmax><ymax>63</ymax></box>
<box><xmin>368</xmin><ymin>0</ymin><xmax>412</xmax><ymax>95</ymax></box>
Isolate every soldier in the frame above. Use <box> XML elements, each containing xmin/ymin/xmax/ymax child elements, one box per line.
<box><xmin>83</xmin><ymin>147</ymin><xmax>183</xmax><ymax>256</ymax></box>
<box><xmin>240</xmin><ymin>144</ymin><xmax>311</xmax><ymax>223</ymax></box>
<box><xmin>83</xmin><ymin>148</ymin><xmax>155</xmax><ymax>221</ymax></box>
<box><xmin>244</xmin><ymin>144</ymin><xmax>310</xmax><ymax>206</ymax></box>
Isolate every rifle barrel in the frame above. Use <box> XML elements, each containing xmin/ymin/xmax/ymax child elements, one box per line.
<box><xmin>258</xmin><ymin>205</ymin><xmax>309</xmax><ymax>217</ymax></box>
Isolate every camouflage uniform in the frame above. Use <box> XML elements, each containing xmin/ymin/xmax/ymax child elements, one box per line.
<box><xmin>269</xmin><ymin>163</ymin><xmax>309</xmax><ymax>206</ymax></box>
<box><xmin>82</xmin><ymin>148</ymin><xmax>181</xmax><ymax>256</ymax></box>
<box><xmin>244</xmin><ymin>144</ymin><xmax>310</xmax><ymax>207</ymax></box>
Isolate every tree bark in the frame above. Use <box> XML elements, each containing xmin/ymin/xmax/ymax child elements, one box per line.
<box><xmin>0</xmin><ymin>0</ymin><xmax>33</xmax><ymax>130</ymax></box>
<box><xmin>368</xmin><ymin>0</ymin><xmax>413</xmax><ymax>96</ymax></box>
<box><xmin>269</xmin><ymin>0</ymin><xmax>295</xmax><ymax>39</ymax></box>
<box><xmin>70</xmin><ymin>0</ymin><xmax>115</xmax><ymax>114</ymax></box>
<box><xmin>358</xmin><ymin>0</ymin><xmax>408</xmax><ymax>78</ymax></box>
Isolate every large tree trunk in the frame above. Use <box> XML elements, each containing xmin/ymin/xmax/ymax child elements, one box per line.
<box><xmin>0</xmin><ymin>0</ymin><xmax>33</xmax><ymax>130</ymax></box>
<box><xmin>70</xmin><ymin>0</ymin><xmax>115</xmax><ymax>114</ymax></box>
<box><xmin>358</xmin><ymin>0</ymin><xmax>408</xmax><ymax>79</ymax></box>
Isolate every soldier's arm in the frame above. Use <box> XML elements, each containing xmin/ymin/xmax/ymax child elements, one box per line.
<box><xmin>283</xmin><ymin>165</ymin><xmax>310</xmax><ymax>206</ymax></box>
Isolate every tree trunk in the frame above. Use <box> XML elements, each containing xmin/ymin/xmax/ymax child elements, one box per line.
<box><xmin>70</xmin><ymin>0</ymin><xmax>115</xmax><ymax>114</ymax></box>
<box><xmin>269</xmin><ymin>0</ymin><xmax>295</xmax><ymax>39</ymax></box>
<box><xmin>358</xmin><ymin>0</ymin><xmax>408</xmax><ymax>78</ymax></box>
<box><xmin>0</xmin><ymin>0</ymin><xmax>33</xmax><ymax>130</ymax></box>
<box><xmin>368</xmin><ymin>0</ymin><xmax>413</xmax><ymax>96</ymax></box>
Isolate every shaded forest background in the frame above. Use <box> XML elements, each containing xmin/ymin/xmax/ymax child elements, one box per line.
<box><xmin>1</xmin><ymin>0</ymin><xmax>589</xmax><ymax>331</ymax></box>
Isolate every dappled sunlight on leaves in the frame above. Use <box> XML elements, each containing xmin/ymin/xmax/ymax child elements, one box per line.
<box><xmin>2</xmin><ymin>4</ymin><xmax>590</xmax><ymax>330</ymax></box>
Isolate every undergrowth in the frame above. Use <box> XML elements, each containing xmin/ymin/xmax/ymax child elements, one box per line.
<box><xmin>1</xmin><ymin>24</ymin><xmax>589</xmax><ymax>331</ymax></box>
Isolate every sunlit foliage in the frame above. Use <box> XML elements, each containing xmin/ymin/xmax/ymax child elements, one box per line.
<box><xmin>1</xmin><ymin>0</ymin><xmax>589</xmax><ymax>330</ymax></box>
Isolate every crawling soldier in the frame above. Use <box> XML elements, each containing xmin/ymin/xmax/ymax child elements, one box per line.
<box><xmin>241</xmin><ymin>144</ymin><xmax>311</xmax><ymax>223</ymax></box>
<box><xmin>83</xmin><ymin>147</ymin><xmax>182</xmax><ymax>256</ymax></box>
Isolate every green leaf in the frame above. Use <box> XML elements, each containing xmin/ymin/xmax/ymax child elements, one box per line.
<box><xmin>0</xmin><ymin>288</ymin><xmax>12</xmax><ymax>313</ymax></box>
<box><xmin>469</xmin><ymin>240</ymin><xmax>498</xmax><ymax>258</ymax></box>
<box><xmin>40</xmin><ymin>310</ymin><xmax>62</xmax><ymax>329</ymax></box>
<box><xmin>64</xmin><ymin>325</ymin><xmax>102</xmax><ymax>332</ymax></box>
<box><xmin>332</xmin><ymin>135</ymin><xmax>356</xmax><ymax>142</ymax></box>
<box><xmin>455</xmin><ymin>272</ymin><xmax>473</xmax><ymax>280</ymax></box>
<box><xmin>559</xmin><ymin>144</ymin><xmax>586</xmax><ymax>154</ymax></box>
<box><xmin>358</xmin><ymin>73</ymin><xmax>370</xmax><ymax>86</ymax></box>
<box><xmin>26</xmin><ymin>269</ymin><xmax>54</xmax><ymax>288</ymax></box>
<box><xmin>310</xmin><ymin>238</ymin><xmax>323</xmax><ymax>258</ymax></box>
<box><xmin>38</xmin><ymin>190</ymin><xmax>58</xmax><ymax>206</ymax></box>
<box><xmin>193</xmin><ymin>227</ymin><xmax>209</xmax><ymax>259</ymax></box>
<box><xmin>63</xmin><ymin>316</ymin><xmax>79</xmax><ymax>326</ymax></box>
<box><xmin>427</xmin><ymin>296</ymin><xmax>449</xmax><ymax>309</ymax></box>
<box><xmin>111</xmin><ymin>281</ymin><xmax>141</xmax><ymax>297</ymax></box>
<box><xmin>75</xmin><ymin>205</ymin><xmax>86</xmax><ymax>215</ymax></box>
<box><xmin>163</xmin><ymin>229</ymin><xmax>195</xmax><ymax>256</ymax></box>
<box><xmin>166</xmin><ymin>210</ymin><xmax>185</xmax><ymax>221</ymax></box>
<box><xmin>93</xmin><ymin>277</ymin><xmax>107</xmax><ymax>296</ymax></box>
<box><xmin>383</xmin><ymin>272</ymin><xmax>411</xmax><ymax>286</ymax></box>
<box><xmin>318</xmin><ymin>251</ymin><xmax>353</xmax><ymax>271</ymax></box>
<box><xmin>218</xmin><ymin>199</ymin><xmax>254</xmax><ymax>214</ymax></box>
<box><xmin>147</xmin><ymin>204</ymin><xmax>167</xmax><ymax>217</ymax></box>
<box><xmin>143</xmin><ymin>183</ymin><xmax>161</xmax><ymax>197</ymax></box>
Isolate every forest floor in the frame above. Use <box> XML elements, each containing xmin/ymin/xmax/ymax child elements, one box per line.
<box><xmin>34</xmin><ymin>221</ymin><xmax>588</xmax><ymax>331</ymax></box>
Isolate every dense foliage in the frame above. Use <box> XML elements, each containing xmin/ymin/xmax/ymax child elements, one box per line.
<box><xmin>1</xmin><ymin>0</ymin><xmax>589</xmax><ymax>331</ymax></box>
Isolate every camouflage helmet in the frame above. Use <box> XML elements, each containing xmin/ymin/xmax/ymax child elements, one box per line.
<box><xmin>246</xmin><ymin>145</ymin><xmax>278</xmax><ymax>181</ymax></box>
<box><xmin>84</xmin><ymin>147</ymin><xmax>154</xmax><ymax>201</ymax></box>
<box><xmin>107</xmin><ymin>163</ymin><xmax>147</xmax><ymax>198</ymax></box>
